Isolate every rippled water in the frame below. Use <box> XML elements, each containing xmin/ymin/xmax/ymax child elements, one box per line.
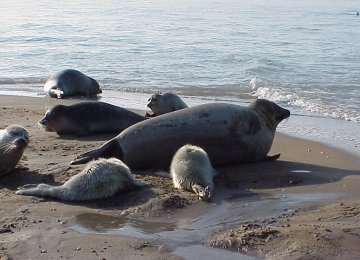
<box><xmin>0</xmin><ymin>0</ymin><xmax>359</xmax><ymax>149</ymax></box>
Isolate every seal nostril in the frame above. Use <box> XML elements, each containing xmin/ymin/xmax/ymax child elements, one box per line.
<box><xmin>15</xmin><ymin>138</ymin><xmax>28</xmax><ymax>147</ymax></box>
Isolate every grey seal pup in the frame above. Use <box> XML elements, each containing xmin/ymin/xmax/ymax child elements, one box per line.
<box><xmin>70</xmin><ymin>99</ymin><xmax>290</xmax><ymax>170</ymax></box>
<box><xmin>146</xmin><ymin>92</ymin><xmax>188</xmax><ymax>117</ymax></box>
<box><xmin>0</xmin><ymin>125</ymin><xmax>29</xmax><ymax>175</ymax></box>
<box><xmin>170</xmin><ymin>144</ymin><xmax>216</xmax><ymax>201</ymax></box>
<box><xmin>39</xmin><ymin>102</ymin><xmax>146</xmax><ymax>136</ymax></box>
<box><xmin>44</xmin><ymin>69</ymin><xmax>102</xmax><ymax>98</ymax></box>
<box><xmin>16</xmin><ymin>158</ymin><xmax>145</xmax><ymax>201</ymax></box>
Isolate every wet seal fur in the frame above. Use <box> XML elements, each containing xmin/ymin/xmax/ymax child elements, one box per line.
<box><xmin>44</xmin><ymin>69</ymin><xmax>102</xmax><ymax>99</ymax></box>
<box><xmin>39</xmin><ymin>102</ymin><xmax>146</xmax><ymax>136</ymax></box>
<box><xmin>71</xmin><ymin>99</ymin><xmax>290</xmax><ymax>169</ymax></box>
<box><xmin>146</xmin><ymin>92</ymin><xmax>188</xmax><ymax>117</ymax></box>
<box><xmin>170</xmin><ymin>144</ymin><xmax>216</xmax><ymax>201</ymax></box>
<box><xmin>0</xmin><ymin>125</ymin><xmax>29</xmax><ymax>176</ymax></box>
<box><xmin>16</xmin><ymin>158</ymin><xmax>145</xmax><ymax>201</ymax></box>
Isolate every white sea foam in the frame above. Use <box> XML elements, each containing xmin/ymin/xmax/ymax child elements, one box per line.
<box><xmin>250</xmin><ymin>78</ymin><xmax>360</xmax><ymax>123</ymax></box>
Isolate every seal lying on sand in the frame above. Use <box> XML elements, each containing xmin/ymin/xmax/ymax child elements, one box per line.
<box><xmin>170</xmin><ymin>144</ymin><xmax>216</xmax><ymax>201</ymax></box>
<box><xmin>71</xmin><ymin>99</ymin><xmax>290</xmax><ymax>170</ymax></box>
<box><xmin>146</xmin><ymin>92</ymin><xmax>188</xmax><ymax>117</ymax></box>
<box><xmin>0</xmin><ymin>125</ymin><xmax>29</xmax><ymax>175</ymax></box>
<box><xmin>16</xmin><ymin>158</ymin><xmax>145</xmax><ymax>201</ymax></box>
<box><xmin>44</xmin><ymin>69</ymin><xmax>102</xmax><ymax>99</ymax></box>
<box><xmin>39</xmin><ymin>102</ymin><xmax>146</xmax><ymax>136</ymax></box>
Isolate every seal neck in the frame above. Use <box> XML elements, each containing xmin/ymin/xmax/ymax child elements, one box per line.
<box><xmin>255</xmin><ymin>108</ymin><xmax>276</xmax><ymax>132</ymax></box>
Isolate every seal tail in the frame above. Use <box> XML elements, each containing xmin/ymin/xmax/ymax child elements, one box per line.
<box><xmin>16</xmin><ymin>183</ymin><xmax>62</xmax><ymax>199</ymax></box>
<box><xmin>70</xmin><ymin>139</ymin><xmax>124</xmax><ymax>165</ymax></box>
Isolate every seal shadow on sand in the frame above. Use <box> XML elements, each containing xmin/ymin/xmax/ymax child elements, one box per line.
<box><xmin>2</xmin><ymin>159</ymin><xmax>358</xmax><ymax>211</ymax></box>
<box><xmin>0</xmin><ymin>167</ymin><xmax>56</xmax><ymax>191</ymax></box>
<box><xmin>211</xmin><ymin>159</ymin><xmax>360</xmax><ymax>203</ymax></box>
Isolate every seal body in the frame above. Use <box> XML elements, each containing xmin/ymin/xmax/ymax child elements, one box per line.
<box><xmin>0</xmin><ymin>125</ymin><xmax>29</xmax><ymax>175</ymax></box>
<box><xmin>146</xmin><ymin>92</ymin><xmax>188</xmax><ymax>117</ymax></box>
<box><xmin>71</xmin><ymin>99</ymin><xmax>290</xmax><ymax>170</ymax></box>
<box><xmin>16</xmin><ymin>158</ymin><xmax>145</xmax><ymax>201</ymax></box>
<box><xmin>170</xmin><ymin>144</ymin><xmax>216</xmax><ymax>201</ymax></box>
<box><xmin>39</xmin><ymin>102</ymin><xmax>146</xmax><ymax>136</ymax></box>
<box><xmin>44</xmin><ymin>69</ymin><xmax>102</xmax><ymax>98</ymax></box>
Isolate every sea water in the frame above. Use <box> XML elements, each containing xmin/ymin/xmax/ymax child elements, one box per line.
<box><xmin>0</xmin><ymin>0</ymin><xmax>359</xmax><ymax>152</ymax></box>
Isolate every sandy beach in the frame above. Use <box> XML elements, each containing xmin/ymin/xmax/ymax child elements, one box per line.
<box><xmin>0</xmin><ymin>95</ymin><xmax>360</xmax><ymax>259</ymax></box>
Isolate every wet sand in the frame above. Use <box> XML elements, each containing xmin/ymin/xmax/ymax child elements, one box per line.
<box><xmin>0</xmin><ymin>95</ymin><xmax>359</xmax><ymax>259</ymax></box>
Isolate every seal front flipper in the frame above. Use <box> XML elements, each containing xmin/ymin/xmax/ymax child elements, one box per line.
<box><xmin>263</xmin><ymin>153</ymin><xmax>281</xmax><ymax>161</ymax></box>
<box><xmin>192</xmin><ymin>184</ymin><xmax>213</xmax><ymax>202</ymax></box>
<box><xmin>70</xmin><ymin>139</ymin><xmax>124</xmax><ymax>165</ymax></box>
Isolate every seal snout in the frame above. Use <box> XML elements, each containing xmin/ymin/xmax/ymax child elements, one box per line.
<box><xmin>39</xmin><ymin>117</ymin><xmax>48</xmax><ymax>126</ymax></box>
<box><xmin>276</xmin><ymin>106</ymin><xmax>290</xmax><ymax>122</ymax></box>
<box><xmin>14</xmin><ymin>137</ymin><xmax>28</xmax><ymax>148</ymax></box>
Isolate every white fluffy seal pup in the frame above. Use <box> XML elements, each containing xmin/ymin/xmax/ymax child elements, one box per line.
<box><xmin>0</xmin><ymin>125</ymin><xmax>29</xmax><ymax>175</ymax></box>
<box><xmin>16</xmin><ymin>158</ymin><xmax>145</xmax><ymax>201</ymax></box>
<box><xmin>44</xmin><ymin>69</ymin><xmax>102</xmax><ymax>99</ymax></box>
<box><xmin>146</xmin><ymin>92</ymin><xmax>188</xmax><ymax>117</ymax></box>
<box><xmin>170</xmin><ymin>144</ymin><xmax>216</xmax><ymax>201</ymax></box>
<box><xmin>70</xmin><ymin>99</ymin><xmax>290</xmax><ymax>170</ymax></box>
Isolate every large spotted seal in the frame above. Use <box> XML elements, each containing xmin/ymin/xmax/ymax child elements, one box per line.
<box><xmin>16</xmin><ymin>158</ymin><xmax>145</xmax><ymax>201</ymax></box>
<box><xmin>71</xmin><ymin>99</ymin><xmax>290</xmax><ymax>169</ymax></box>
<box><xmin>39</xmin><ymin>102</ymin><xmax>146</xmax><ymax>136</ymax></box>
<box><xmin>146</xmin><ymin>92</ymin><xmax>188</xmax><ymax>117</ymax></box>
<box><xmin>170</xmin><ymin>144</ymin><xmax>216</xmax><ymax>201</ymax></box>
<box><xmin>0</xmin><ymin>125</ymin><xmax>29</xmax><ymax>175</ymax></box>
<box><xmin>44</xmin><ymin>69</ymin><xmax>102</xmax><ymax>98</ymax></box>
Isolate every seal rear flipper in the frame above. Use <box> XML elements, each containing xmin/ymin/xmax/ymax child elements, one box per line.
<box><xmin>70</xmin><ymin>139</ymin><xmax>124</xmax><ymax>165</ymax></box>
<box><xmin>15</xmin><ymin>183</ymin><xmax>53</xmax><ymax>197</ymax></box>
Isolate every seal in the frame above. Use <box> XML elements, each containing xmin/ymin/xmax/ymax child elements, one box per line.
<box><xmin>146</xmin><ymin>92</ymin><xmax>188</xmax><ymax>117</ymax></box>
<box><xmin>70</xmin><ymin>99</ymin><xmax>290</xmax><ymax>170</ymax></box>
<box><xmin>44</xmin><ymin>69</ymin><xmax>102</xmax><ymax>98</ymax></box>
<box><xmin>16</xmin><ymin>158</ymin><xmax>145</xmax><ymax>201</ymax></box>
<box><xmin>0</xmin><ymin>125</ymin><xmax>29</xmax><ymax>175</ymax></box>
<box><xmin>39</xmin><ymin>102</ymin><xmax>146</xmax><ymax>136</ymax></box>
<box><xmin>170</xmin><ymin>144</ymin><xmax>216</xmax><ymax>201</ymax></box>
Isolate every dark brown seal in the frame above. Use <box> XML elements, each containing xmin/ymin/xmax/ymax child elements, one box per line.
<box><xmin>39</xmin><ymin>102</ymin><xmax>146</xmax><ymax>136</ymax></box>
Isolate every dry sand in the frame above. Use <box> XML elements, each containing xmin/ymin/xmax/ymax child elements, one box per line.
<box><xmin>0</xmin><ymin>95</ymin><xmax>359</xmax><ymax>259</ymax></box>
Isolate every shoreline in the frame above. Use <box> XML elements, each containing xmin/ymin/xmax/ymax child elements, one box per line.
<box><xmin>1</xmin><ymin>95</ymin><xmax>360</xmax><ymax>259</ymax></box>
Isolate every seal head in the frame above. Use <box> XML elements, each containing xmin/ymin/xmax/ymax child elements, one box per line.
<box><xmin>146</xmin><ymin>92</ymin><xmax>188</xmax><ymax>117</ymax></box>
<box><xmin>0</xmin><ymin>125</ymin><xmax>29</xmax><ymax>175</ymax></box>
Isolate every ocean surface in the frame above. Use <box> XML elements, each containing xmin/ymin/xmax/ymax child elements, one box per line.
<box><xmin>0</xmin><ymin>0</ymin><xmax>359</xmax><ymax>152</ymax></box>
